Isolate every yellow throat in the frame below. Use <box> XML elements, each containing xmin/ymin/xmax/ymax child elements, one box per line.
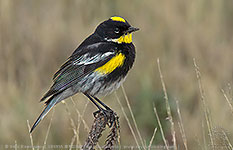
<box><xmin>110</xmin><ymin>33</ymin><xmax>132</xmax><ymax>44</ymax></box>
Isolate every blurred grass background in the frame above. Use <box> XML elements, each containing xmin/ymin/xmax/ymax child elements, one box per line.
<box><xmin>0</xmin><ymin>0</ymin><xmax>233</xmax><ymax>149</ymax></box>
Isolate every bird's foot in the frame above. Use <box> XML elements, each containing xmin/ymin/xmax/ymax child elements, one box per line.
<box><xmin>93</xmin><ymin>109</ymin><xmax>101</xmax><ymax>118</ymax></box>
<box><xmin>93</xmin><ymin>108</ymin><xmax>115</xmax><ymax>127</ymax></box>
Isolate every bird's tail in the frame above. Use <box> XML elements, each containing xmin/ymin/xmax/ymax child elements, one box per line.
<box><xmin>30</xmin><ymin>94</ymin><xmax>61</xmax><ymax>133</ymax></box>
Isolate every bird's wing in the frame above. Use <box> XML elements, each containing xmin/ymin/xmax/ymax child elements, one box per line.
<box><xmin>40</xmin><ymin>43</ymin><xmax>116</xmax><ymax>102</ymax></box>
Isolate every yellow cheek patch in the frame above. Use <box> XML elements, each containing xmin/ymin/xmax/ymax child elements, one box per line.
<box><xmin>117</xmin><ymin>33</ymin><xmax>132</xmax><ymax>44</ymax></box>
<box><xmin>110</xmin><ymin>16</ymin><xmax>126</xmax><ymax>23</ymax></box>
<box><xmin>95</xmin><ymin>53</ymin><xmax>125</xmax><ymax>74</ymax></box>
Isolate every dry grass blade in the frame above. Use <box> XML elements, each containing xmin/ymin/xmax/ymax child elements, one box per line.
<box><xmin>201</xmin><ymin>119</ymin><xmax>207</xmax><ymax>150</ymax></box>
<box><xmin>76</xmin><ymin>100</ymin><xmax>89</xmax><ymax>148</ymax></box>
<box><xmin>70</xmin><ymin>135</ymin><xmax>77</xmax><ymax>150</ymax></box>
<box><xmin>70</xmin><ymin>97</ymin><xmax>90</xmax><ymax>132</ymax></box>
<box><xmin>221</xmin><ymin>130</ymin><xmax>233</xmax><ymax>149</ymax></box>
<box><xmin>212</xmin><ymin>127</ymin><xmax>233</xmax><ymax>150</ymax></box>
<box><xmin>157</xmin><ymin>58</ymin><xmax>177</xmax><ymax>150</ymax></box>
<box><xmin>26</xmin><ymin>120</ymin><xmax>35</xmax><ymax>150</ymax></box>
<box><xmin>121</xmin><ymin>85</ymin><xmax>146</xmax><ymax>149</ymax></box>
<box><xmin>221</xmin><ymin>89</ymin><xmax>233</xmax><ymax>116</ymax></box>
<box><xmin>227</xmin><ymin>84</ymin><xmax>232</xmax><ymax>101</ymax></box>
<box><xmin>176</xmin><ymin>100</ymin><xmax>188</xmax><ymax>150</ymax></box>
<box><xmin>193</xmin><ymin>58</ymin><xmax>214</xmax><ymax>148</ymax></box>
<box><xmin>42</xmin><ymin>109</ymin><xmax>55</xmax><ymax>150</ymax></box>
<box><xmin>115</xmin><ymin>92</ymin><xmax>141</xmax><ymax>149</ymax></box>
<box><xmin>14</xmin><ymin>140</ymin><xmax>17</xmax><ymax>150</ymax></box>
<box><xmin>82</xmin><ymin>110</ymin><xmax>119</xmax><ymax>150</ymax></box>
<box><xmin>148</xmin><ymin>127</ymin><xmax>157</xmax><ymax>150</ymax></box>
<box><xmin>153</xmin><ymin>105</ymin><xmax>169</xmax><ymax>150</ymax></box>
<box><xmin>62</xmin><ymin>101</ymin><xmax>79</xmax><ymax>143</ymax></box>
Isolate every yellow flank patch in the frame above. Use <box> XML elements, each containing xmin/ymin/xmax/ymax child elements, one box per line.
<box><xmin>117</xmin><ymin>33</ymin><xmax>132</xmax><ymax>44</ymax></box>
<box><xmin>110</xmin><ymin>16</ymin><xmax>126</xmax><ymax>23</ymax></box>
<box><xmin>95</xmin><ymin>53</ymin><xmax>125</xmax><ymax>74</ymax></box>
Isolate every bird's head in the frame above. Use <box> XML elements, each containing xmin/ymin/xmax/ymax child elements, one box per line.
<box><xmin>95</xmin><ymin>16</ymin><xmax>139</xmax><ymax>44</ymax></box>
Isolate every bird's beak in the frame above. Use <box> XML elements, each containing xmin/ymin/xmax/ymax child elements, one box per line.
<box><xmin>126</xmin><ymin>26</ymin><xmax>139</xmax><ymax>34</ymax></box>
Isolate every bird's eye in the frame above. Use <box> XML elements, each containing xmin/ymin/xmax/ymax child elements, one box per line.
<box><xmin>114</xmin><ymin>28</ymin><xmax>120</xmax><ymax>34</ymax></box>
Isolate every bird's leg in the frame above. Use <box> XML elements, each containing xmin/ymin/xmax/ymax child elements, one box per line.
<box><xmin>92</xmin><ymin>96</ymin><xmax>111</xmax><ymax>110</ymax></box>
<box><xmin>84</xmin><ymin>93</ymin><xmax>104</xmax><ymax>116</ymax></box>
<box><xmin>92</xmin><ymin>96</ymin><xmax>115</xmax><ymax>127</ymax></box>
<box><xmin>83</xmin><ymin>93</ymin><xmax>109</xmax><ymax>118</ymax></box>
<box><xmin>84</xmin><ymin>93</ymin><xmax>115</xmax><ymax>127</ymax></box>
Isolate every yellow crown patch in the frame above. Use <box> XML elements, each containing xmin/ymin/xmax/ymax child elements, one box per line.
<box><xmin>110</xmin><ymin>16</ymin><xmax>126</xmax><ymax>23</ymax></box>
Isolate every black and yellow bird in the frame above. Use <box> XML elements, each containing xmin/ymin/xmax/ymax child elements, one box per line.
<box><xmin>30</xmin><ymin>16</ymin><xmax>139</xmax><ymax>133</ymax></box>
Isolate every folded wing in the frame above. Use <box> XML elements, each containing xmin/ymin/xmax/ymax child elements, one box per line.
<box><xmin>40</xmin><ymin>43</ymin><xmax>115</xmax><ymax>102</ymax></box>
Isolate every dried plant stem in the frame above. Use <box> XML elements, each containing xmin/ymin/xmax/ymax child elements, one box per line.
<box><xmin>115</xmin><ymin>92</ymin><xmax>141</xmax><ymax>149</ymax></box>
<box><xmin>27</xmin><ymin>120</ymin><xmax>35</xmax><ymax>150</ymax></box>
<box><xmin>153</xmin><ymin>106</ymin><xmax>169</xmax><ymax>150</ymax></box>
<box><xmin>70</xmin><ymin>98</ymin><xmax>102</xmax><ymax>150</ymax></box>
<box><xmin>82</xmin><ymin>110</ymin><xmax>120</xmax><ymax>150</ymax></box>
<box><xmin>42</xmin><ymin>109</ymin><xmax>55</xmax><ymax>150</ymax></box>
<box><xmin>221</xmin><ymin>89</ymin><xmax>233</xmax><ymax>116</ymax></box>
<box><xmin>157</xmin><ymin>58</ymin><xmax>177</xmax><ymax>150</ymax></box>
<box><xmin>176</xmin><ymin>100</ymin><xmax>188</xmax><ymax>150</ymax></box>
<box><xmin>70</xmin><ymin>97</ymin><xmax>103</xmax><ymax>149</ymax></box>
<box><xmin>82</xmin><ymin>112</ymin><xmax>107</xmax><ymax>150</ymax></box>
<box><xmin>104</xmin><ymin>114</ymin><xmax>120</xmax><ymax>149</ymax></box>
<box><xmin>193</xmin><ymin>59</ymin><xmax>214</xmax><ymax>148</ymax></box>
<box><xmin>121</xmin><ymin>85</ymin><xmax>146</xmax><ymax>149</ymax></box>
<box><xmin>148</xmin><ymin>127</ymin><xmax>157</xmax><ymax>150</ymax></box>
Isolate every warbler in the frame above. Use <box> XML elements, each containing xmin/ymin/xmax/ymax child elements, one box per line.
<box><xmin>30</xmin><ymin>16</ymin><xmax>139</xmax><ymax>133</ymax></box>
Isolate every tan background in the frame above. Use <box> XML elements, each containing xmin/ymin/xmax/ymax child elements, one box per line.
<box><xmin>0</xmin><ymin>0</ymin><xmax>233</xmax><ymax>149</ymax></box>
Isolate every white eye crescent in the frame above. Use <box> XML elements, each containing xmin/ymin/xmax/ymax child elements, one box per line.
<box><xmin>114</xmin><ymin>28</ymin><xmax>120</xmax><ymax>34</ymax></box>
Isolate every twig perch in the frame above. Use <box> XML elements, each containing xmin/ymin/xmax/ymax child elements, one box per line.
<box><xmin>82</xmin><ymin>110</ymin><xmax>120</xmax><ymax>150</ymax></box>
